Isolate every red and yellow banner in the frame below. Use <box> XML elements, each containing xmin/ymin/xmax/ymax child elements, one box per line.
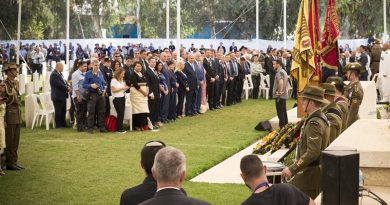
<box><xmin>319</xmin><ymin>0</ymin><xmax>340</xmax><ymax>70</ymax></box>
<box><xmin>291</xmin><ymin>0</ymin><xmax>316</xmax><ymax>93</ymax></box>
<box><xmin>309</xmin><ymin>0</ymin><xmax>321</xmax><ymax>76</ymax></box>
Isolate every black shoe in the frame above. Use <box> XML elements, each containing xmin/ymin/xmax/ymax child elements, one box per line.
<box><xmin>6</xmin><ymin>165</ymin><xmax>21</xmax><ymax>171</ymax></box>
<box><xmin>16</xmin><ymin>164</ymin><xmax>25</xmax><ymax>169</ymax></box>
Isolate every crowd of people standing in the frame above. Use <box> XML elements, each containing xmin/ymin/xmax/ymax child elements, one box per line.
<box><xmin>43</xmin><ymin>41</ymin><xmax>298</xmax><ymax>134</ymax></box>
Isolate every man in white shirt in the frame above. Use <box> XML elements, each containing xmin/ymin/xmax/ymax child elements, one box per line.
<box><xmin>31</xmin><ymin>47</ymin><xmax>45</xmax><ymax>79</ymax></box>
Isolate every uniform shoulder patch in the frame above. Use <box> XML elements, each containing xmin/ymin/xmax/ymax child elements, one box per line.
<box><xmin>296</xmin><ymin>159</ymin><xmax>304</xmax><ymax>166</ymax></box>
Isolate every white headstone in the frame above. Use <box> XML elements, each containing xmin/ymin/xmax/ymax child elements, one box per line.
<box><xmin>24</xmin><ymin>95</ymin><xmax>35</xmax><ymax>128</ymax></box>
<box><xmin>18</xmin><ymin>74</ymin><xmax>26</xmax><ymax>94</ymax></box>
<box><xmin>33</xmin><ymin>72</ymin><xmax>40</xmax><ymax>92</ymax></box>
<box><xmin>26</xmin><ymin>82</ymin><xmax>34</xmax><ymax>95</ymax></box>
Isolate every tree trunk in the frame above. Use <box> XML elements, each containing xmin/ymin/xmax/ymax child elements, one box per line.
<box><xmin>207</xmin><ymin>0</ymin><xmax>216</xmax><ymax>39</ymax></box>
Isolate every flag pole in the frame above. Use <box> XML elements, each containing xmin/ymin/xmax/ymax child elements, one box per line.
<box><xmin>176</xmin><ymin>0</ymin><xmax>180</xmax><ymax>62</ymax></box>
<box><xmin>384</xmin><ymin>0</ymin><xmax>388</xmax><ymax>42</ymax></box>
<box><xmin>16</xmin><ymin>0</ymin><xmax>22</xmax><ymax>65</ymax></box>
<box><xmin>66</xmin><ymin>0</ymin><xmax>70</xmax><ymax>71</ymax></box>
<box><xmin>256</xmin><ymin>0</ymin><xmax>259</xmax><ymax>50</ymax></box>
<box><xmin>283</xmin><ymin>0</ymin><xmax>287</xmax><ymax>49</ymax></box>
<box><xmin>166</xmin><ymin>0</ymin><xmax>170</xmax><ymax>41</ymax></box>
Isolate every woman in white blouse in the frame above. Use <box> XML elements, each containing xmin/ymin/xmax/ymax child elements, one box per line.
<box><xmin>251</xmin><ymin>54</ymin><xmax>264</xmax><ymax>99</ymax></box>
<box><xmin>111</xmin><ymin>67</ymin><xmax>129</xmax><ymax>134</ymax></box>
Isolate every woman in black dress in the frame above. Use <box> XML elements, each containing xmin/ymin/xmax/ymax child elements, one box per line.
<box><xmin>129</xmin><ymin>61</ymin><xmax>150</xmax><ymax>131</ymax></box>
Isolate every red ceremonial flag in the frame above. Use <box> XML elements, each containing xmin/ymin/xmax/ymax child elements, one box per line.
<box><xmin>319</xmin><ymin>0</ymin><xmax>340</xmax><ymax>70</ymax></box>
<box><xmin>309</xmin><ymin>0</ymin><xmax>321</xmax><ymax>76</ymax></box>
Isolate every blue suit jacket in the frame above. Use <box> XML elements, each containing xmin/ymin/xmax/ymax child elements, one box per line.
<box><xmin>184</xmin><ymin>62</ymin><xmax>198</xmax><ymax>91</ymax></box>
<box><xmin>50</xmin><ymin>70</ymin><xmax>68</xmax><ymax>101</ymax></box>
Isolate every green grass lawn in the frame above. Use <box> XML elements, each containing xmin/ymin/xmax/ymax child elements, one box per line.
<box><xmin>0</xmin><ymin>99</ymin><xmax>295</xmax><ymax>205</ymax></box>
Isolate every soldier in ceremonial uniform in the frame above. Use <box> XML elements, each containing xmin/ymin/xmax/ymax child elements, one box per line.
<box><xmin>370</xmin><ymin>40</ymin><xmax>382</xmax><ymax>77</ymax></box>
<box><xmin>282</xmin><ymin>86</ymin><xmax>330</xmax><ymax>199</ymax></box>
<box><xmin>326</xmin><ymin>77</ymin><xmax>349</xmax><ymax>131</ymax></box>
<box><xmin>320</xmin><ymin>83</ymin><xmax>343</xmax><ymax>143</ymax></box>
<box><xmin>2</xmin><ymin>63</ymin><xmax>23</xmax><ymax>171</ymax></box>
<box><xmin>343</xmin><ymin>63</ymin><xmax>364</xmax><ymax>128</ymax></box>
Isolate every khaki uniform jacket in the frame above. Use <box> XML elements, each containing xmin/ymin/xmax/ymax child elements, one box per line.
<box><xmin>344</xmin><ymin>81</ymin><xmax>364</xmax><ymax>128</ymax></box>
<box><xmin>4</xmin><ymin>78</ymin><xmax>21</xmax><ymax>125</ymax></box>
<box><xmin>322</xmin><ymin>102</ymin><xmax>343</xmax><ymax>143</ymax></box>
<box><xmin>371</xmin><ymin>47</ymin><xmax>382</xmax><ymax>75</ymax></box>
<box><xmin>289</xmin><ymin>109</ymin><xmax>330</xmax><ymax>175</ymax></box>
<box><xmin>288</xmin><ymin>109</ymin><xmax>330</xmax><ymax>199</ymax></box>
<box><xmin>334</xmin><ymin>95</ymin><xmax>349</xmax><ymax>132</ymax></box>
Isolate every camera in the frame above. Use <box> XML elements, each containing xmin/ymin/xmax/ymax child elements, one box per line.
<box><xmin>97</xmin><ymin>87</ymin><xmax>103</xmax><ymax>95</ymax></box>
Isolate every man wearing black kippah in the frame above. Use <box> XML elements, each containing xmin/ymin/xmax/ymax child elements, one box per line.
<box><xmin>120</xmin><ymin>141</ymin><xmax>187</xmax><ymax>205</ymax></box>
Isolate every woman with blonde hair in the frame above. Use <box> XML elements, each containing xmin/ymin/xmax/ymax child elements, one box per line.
<box><xmin>111</xmin><ymin>67</ymin><xmax>129</xmax><ymax>134</ymax></box>
<box><xmin>175</xmin><ymin>60</ymin><xmax>189</xmax><ymax>118</ymax></box>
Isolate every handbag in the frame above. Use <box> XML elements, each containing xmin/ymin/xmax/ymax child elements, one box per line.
<box><xmin>105</xmin><ymin>115</ymin><xmax>117</xmax><ymax>132</ymax></box>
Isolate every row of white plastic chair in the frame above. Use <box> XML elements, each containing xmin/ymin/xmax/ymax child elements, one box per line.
<box><xmin>243</xmin><ymin>74</ymin><xmax>293</xmax><ymax>100</ymax></box>
<box><xmin>31</xmin><ymin>93</ymin><xmax>55</xmax><ymax>130</ymax></box>
<box><xmin>30</xmin><ymin>92</ymin><xmax>134</xmax><ymax>131</ymax></box>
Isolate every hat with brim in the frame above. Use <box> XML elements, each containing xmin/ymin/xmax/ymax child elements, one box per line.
<box><xmin>345</xmin><ymin>62</ymin><xmax>365</xmax><ymax>73</ymax></box>
<box><xmin>319</xmin><ymin>83</ymin><xmax>337</xmax><ymax>96</ymax></box>
<box><xmin>2</xmin><ymin>63</ymin><xmax>20</xmax><ymax>72</ymax></box>
<box><xmin>326</xmin><ymin>76</ymin><xmax>346</xmax><ymax>87</ymax></box>
<box><xmin>302</xmin><ymin>85</ymin><xmax>330</xmax><ymax>104</ymax></box>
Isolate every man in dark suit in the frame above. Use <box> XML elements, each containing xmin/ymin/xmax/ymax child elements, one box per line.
<box><xmin>144</xmin><ymin>57</ymin><xmax>160</xmax><ymax>129</ymax></box>
<box><xmin>214</xmin><ymin>52</ymin><xmax>224</xmax><ymax>108</ymax></box>
<box><xmin>123</xmin><ymin>57</ymin><xmax>134</xmax><ymax>90</ymax></box>
<box><xmin>204</xmin><ymin>49</ymin><xmax>218</xmax><ymax>110</ymax></box>
<box><xmin>100</xmin><ymin>58</ymin><xmax>113</xmax><ymax>116</ymax></box>
<box><xmin>264</xmin><ymin>49</ymin><xmax>277</xmax><ymax>99</ymax></box>
<box><xmin>282</xmin><ymin>51</ymin><xmax>291</xmax><ymax>75</ymax></box>
<box><xmin>120</xmin><ymin>141</ymin><xmax>166</xmax><ymax>205</ymax></box>
<box><xmin>227</xmin><ymin>53</ymin><xmax>238</xmax><ymax>105</ymax></box>
<box><xmin>50</xmin><ymin>62</ymin><xmax>70</xmax><ymax>128</ymax></box>
<box><xmin>139</xmin><ymin>147</ymin><xmax>210</xmax><ymax>205</ymax></box>
<box><xmin>140</xmin><ymin>50</ymin><xmax>149</xmax><ymax>73</ymax></box>
<box><xmin>159</xmin><ymin>52</ymin><xmax>171</xmax><ymax>122</ymax></box>
<box><xmin>183</xmin><ymin>54</ymin><xmax>198</xmax><ymax>116</ymax></box>
<box><xmin>358</xmin><ymin>45</ymin><xmax>369</xmax><ymax>81</ymax></box>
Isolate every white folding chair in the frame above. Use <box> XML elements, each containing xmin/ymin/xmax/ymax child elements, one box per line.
<box><xmin>259</xmin><ymin>74</ymin><xmax>270</xmax><ymax>100</ymax></box>
<box><xmin>38</xmin><ymin>93</ymin><xmax>55</xmax><ymax>130</ymax></box>
<box><xmin>31</xmin><ymin>94</ymin><xmax>45</xmax><ymax>130</ymax></box>
<box><xmin>110</xmin><ymin>94</ymin><xmax>133</xmax><ymax>131</ymax></box>
<box><xmin>243</xmin><ymin>74</ymin><xmax>254</xmax><ymax>100</ymax></box>
<box><xmin>124</xmin><ymin>93</ymin><xmax>133</xmax><ymax>131</ymax></box>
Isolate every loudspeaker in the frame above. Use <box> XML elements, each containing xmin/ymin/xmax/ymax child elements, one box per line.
<box><xmin>255</xmin><ymin>120</ymin><xmax>272</xmax><ymax>131</ymax></box>
<box><xmin>321</xmin><ymin>149</ymin><xmax>359</xmax><ymax>205</ymax></box>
